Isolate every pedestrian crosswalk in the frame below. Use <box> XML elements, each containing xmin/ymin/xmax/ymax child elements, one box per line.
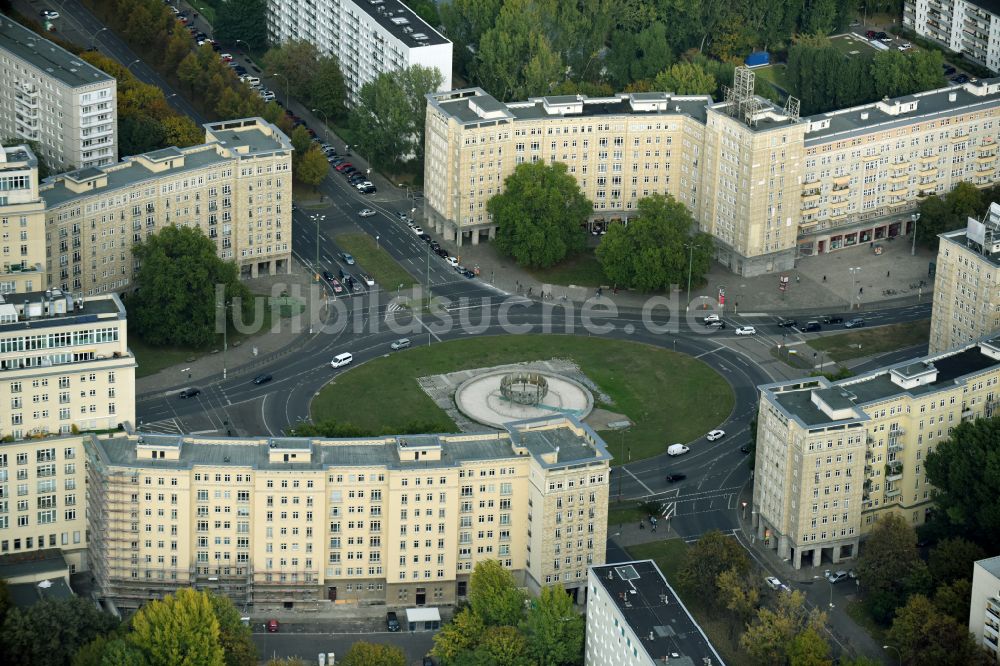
<box><xmin>138</xmin><ymin>417</ymin><xmax>182</xmax><ymax>434</ymax></box>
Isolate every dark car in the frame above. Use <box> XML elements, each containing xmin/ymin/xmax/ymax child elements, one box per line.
<box><xmin>804</xmin><ymin>321</ymin><xmax>822</xmax><ymax>332</ymax></box>
<box><xmin>821</xmin><ymin>315</ymin><xmax>843</xmax><ymax>324</ymax></box>
<box><xmin>865</xmin><ymin>30</ymin><xmax>876</xmax><ymax>39</ymax></box>
<box><xmin>462</xmin><ymin>269</ymin><xmax>476</xmax><ymax>279</ymax></box>
<box><xmin>665</xmin><ymin>473</ymin><xmax>687</xmax><ymax>483</ymax></box>
<box><xmin>844</xmin><ymin>318</ymin><xmax>866</xmax><ymax>328</ymax></box>
<box><xmin>179</xmin><ymin>388</ymin><xmax>201</xmax><ymax>399</ymax></box>
<box><xmin>943</xmin><ymin>64</ymin><xmax>956</xmax><ymax>75</ymax></box>
<box><xmin>323</xmin><ymin>270</ymin><xmax>333</xmax><ymax>282</ymax></box>
<box><xmin>387</xmin><ymin>611</ymin><xmax>400</xmax><ymax>632</ymax></box>
<box><xmin>359</xmin><ymin>185</ymin><xmax>377</xmax><ymax>194</ymax></box>
<box><xmin>331</xmin><ymin>159</ymin><xmax>345</xmax><ymax>167</ymax></box>
<box><xmin>435</xmin><ymin>247</ymin><xmax>449</xmax><ymax>258</ymax></box>
<box><xmin>953</xmin><ymin>74</ymin><xmax>970</xmax><ymax>84</ymax></box>
<box><xmin>777</xmin><ymin>318</ymin><xmax>797</xmax><ymax>328</ymax></box>
<box><xmin>740</xmin><ymin>444</ymin><xmax>751</xmax><ymax>454</ymax></box>
<box><xmin>875</xmin><ymin>31</ymin><xmax>888</xmax><ymax>39</ymax></box>
<box><xmin>419</xmin><ymin>233</ymin><xmax>432</xmax><ymax>243</ymax></box>
<box><xmin>430</xmin><ymin>241</ymin><xmax>441</xmax><ymax>251</ymax></box>
<box><xmin>252</xmin><ymin>373</ymin><xmax>272</xmax><ymax>385</ymax></box>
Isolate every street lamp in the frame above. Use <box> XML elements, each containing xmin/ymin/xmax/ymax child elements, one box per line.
<box><xmin>311</xmin><ymin>108</ymin><xmax>330</xmax><ymax>142</ymax></box>
<box><xmin>234</xmin><ymin>38</ymin><xmax>252</xmax><ymax>60</ymax></box>
<box><xmin>126</xmin><ymin>59</ymin><xmax>141</xmax><ymax>74</ymax></box>
<box><xmin>812</xmin><ymin>575</ymin><xmax>834</xmax><ymax>608</ymax></box>
<box><xmin>273</xmin><ymin>71</ymin><xmax>290</xmax><ymax>105</ymax></box>
<box><xmin>217</xmin><ymin>301</ymin><xmax>232</xmax><ymax>380</ymax></box>
<box><xmin>376</xmin><ymin>235</ymin><xmax>380</xmax><ymax>250</ymax></box>
<box><xmin>90</xmin><ymin>26</ymin><xmax>109</xmax><ymax>50</ymax></box>
<box><xmin>883</xmin><ymin>644</ymin><xmax>901</xmax><ymax>666</ymax></box>
<box><xmin>849</xmin><ymin>266</ymin><xmax>861</xmax><ymax>310</ymax></box>
<box><xmin>910</xmin><ymin>212</ymin><xmax>921</xmax><ymax>256</ymax></box>
<box><xmin>310</xmin><ymin>213</ymin><xmax>325</xmax><ymax>281</ymax></box>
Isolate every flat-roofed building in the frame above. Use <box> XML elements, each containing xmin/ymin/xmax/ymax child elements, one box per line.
<box><xmin>0</xmin><ymin>144</ymin><xmax>46</xmax><ymax>295</ymax></box>
<box><xmin>970</xmin><ymin>555</ymin><xmax>1000</xmax><ymax>661</ymax></box>
<box><xmin>0</xmin><ymin>14</ymin><xmax>117</xmax><ymax>170</ymax></box>
<box><xmin>930</xmin><ymin>203</ymin><xmax>1000</xmax><ymax>352</ymax></box>
<box><xmin>83</xmin><ymin>416</ymin><xmax>610</xmax><ymax>611</ymax></box>
<box><xmin>753</xmin><ymin>336</ymin><xmax>1000</xmax><ymax>569</ymax></box>
<box><xmin>426</xmin><ymin>76</ymin><xmax>1000</xmax><ymax>277</ymax></box>
<box><xmin>585</xmin><ymin>560</ymin><xmax>725</xmax><ymax>666</ymax></box>
<box><xmin>266</xmin><ymin>0</ymin><xmax>451</xmax><ymax>105</ymax></box>
<box><xmin>0</xmin><ymin>291</ymin><xmax>135</xmax><ymax>441</ymax></box>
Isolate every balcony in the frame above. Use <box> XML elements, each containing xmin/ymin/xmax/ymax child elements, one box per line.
<box><xmin>885</xmin><ymin>487</ymin><xmax>902</xmax><ymax>499</ymax></box>
<box><xmin>885</xmin><ymin>461</ymin><xmax>903</xmax><ymax>481</ymax></box>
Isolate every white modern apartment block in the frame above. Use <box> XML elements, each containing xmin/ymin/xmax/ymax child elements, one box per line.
<box><xmin>929</xmin><ymin>203</ymin><xmax>1000</xmax><ymax>352</ymax></box>
<box><xmin>904</xmin><ymin>0</ymin><xmax>1000</xmax><ymax>72</ymax></box>
<box><xmin>0</xmin><ymin>291</ymin><xmax>135</xmax><ymax>441</ymax></box>
<box><xmin>970</xmin><ymin>555</ymin><xmax>1000</xmax><ymax>661</ymax></box>
<box><xmin>0</xmin><ymin>14</ymin><xmax>117</xmax><ymax>170</ymax></box>
<box><xmin>585</xmin><ymin>561</ymin><xmax>724</xmax><ymax>666</ymax></box>
<box><xmin>266</xmin><ymin>0</ymin><xmax>451</xmax><ymax>104</ymax></box>
<box><xmin>0</xmin><ymin>144</ymin><xmax>46</xmax><ymax>295</ymax></box>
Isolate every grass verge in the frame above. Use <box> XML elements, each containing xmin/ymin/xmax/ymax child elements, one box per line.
<box><xmin>526</xmin><ymin>249</ymin><xmax>608</xmax><ymax>287</ymax></box>
<box><xmin>845</xmin><ymin>599</ymin><xmax>887</xmax><ymax>642</ymax></box>
<box><xmin>185</xmin><ymin>0</ymin><xmax>217</xmax><ymax>24</ymax></box>
<box><xmin>607</xmin><ymin>501</ymin><xmax>652</xmax><ymax>527</ymax></box>
<box><xmin>626</xmin><ymin>539</ymin><xmax>751</xmax><ymax>665</ymax></box>
<box><xmin>807</xmin><ymin>320</ymin><xmax>930</xmax><ymax>362</ymax></box>
<box><xmin>335</xmin><ymin>233</ymin><xmax>418</xmax><ymax>292</ymax></box>
<box><xmin>310</xmin><ymin>335</ymin><xmax>734</xmax><ymax>460</ymax></box>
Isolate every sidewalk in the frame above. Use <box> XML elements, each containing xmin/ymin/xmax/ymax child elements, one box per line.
<box><xmin>134</xmin><ymin>259</ymin><xmax>322</xmax><ymax>396</ymax></box>
<box><xmin>440</xmin><ymin>233</ymin><xmax>935</xmax><ymax>314</ymax></box>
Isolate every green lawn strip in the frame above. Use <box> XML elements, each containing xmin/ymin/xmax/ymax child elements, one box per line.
<box><xmin>186</xmin><ymin>0</ymin><xmax>217</xmax><ymax>24</ymax></box>
<box><xmin>807</xmin><ymin>320</ymin><xmax>930</xmax><ymax>362</ymax></box>
<box><xmin>525</xmin><ymin>249</ymin><xmax>608</xmax><ymax>287</ymax></box>
<box><xmin>770</xmin><ymin>344</ymin><xmax>816</xmax><ymax>370</ymax></box>
<box><xmin>129</xmin><ymin>337</ymin><xmax>196</xmax><ymax>379</ymax></box>
<box><xmin>755</xmin><ymin>64</ymin><xmax>791</xmax><ymax>93</ymax></box>
<box><xmin>606</xmin><ymin>501</ymin><xmax>650</xmax><ymax>527</ymax></box>
<box><xmin>334</xmin><ymin>233</ymin><xmax>418</xmax><ymax>291</ymax></box>
<box><xmin>310</xmin><ymin>335</ymin><xmax>734</xmax><ymax>461</ymax></box>
<box><xmin>626</xmin><ymin>539</ymin><xmax>752</xmax><ymax>666</ymax></box>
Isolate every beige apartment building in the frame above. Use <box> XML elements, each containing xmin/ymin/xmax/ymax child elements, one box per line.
<box><xmin>753</xmin><ymin>336</ymin><xmax>1000</xmax><ymax>569</ymax></box>
<box><xmin>0</xmin><ymin>290</ymin><xmax>135</xmax><ymax>442</ymax></box>
<box><xmin>970</xmin><ymin>555</ymin><xmax>1000</xmax><ymax>661</ymax></box>
<box><xmin>426</xmin><ymin>76</ymin><xmax>1000</xmax><ymax>277</ymax></box>
<box><xmin>80</xmin><ymin>416</ymin><xmax>610</xmax><ymax>611</ymax></box>
<box><xmin>37</xmin><ymin>118</ymin><xmax>293</xmax><ymax>295</ymax></box>
<box><xmin>0</xmin><ymin>14</ymin><xmax>117</xmax><ymax>170</ymax></box>
<box><xmin>929</xmin><ymin>203</ymin><xmax>1000</xmax><ymax>353</ymax></box>
<box><xmin>0</xmin><ymin>144</ymin><xmax>46</xmax><ymax>295</ymax></box>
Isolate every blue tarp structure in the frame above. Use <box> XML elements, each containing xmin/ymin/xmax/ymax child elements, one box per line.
<box><xmin>745</xmin><ymin>51</ymin><xmax>770</xmax><ymax>67</ymax></box>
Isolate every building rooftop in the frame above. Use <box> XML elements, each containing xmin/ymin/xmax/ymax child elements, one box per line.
<box><xmin>804</xmin><ymin>78</ymin><xmax>1000</xmax><ymax>144</ymax></box>
<box><xmin>590</xmin><ymin>560</ymin><xmax>724</xmax><ymax>665</ymax></box>
<box><xmin>40</xmin><ymin>118</ymin><xmax>291</xmax><ymax>209</ymax></box>
<box><xmin>0</xmin><ymin>548</ymin><xmax>68</xmax><ymax>580</ymax></box>
<box><xmin>939</xmin><ymin>203</ymin><xmax>1000</xmax><ymax>268</ymax></box>
<box><xmin>92</xmin><ymin>416</ymin><xmax>611</xmax><ymax>471</ymax></box>
<box><xmin>8</xmin><ymin>578</ymin><xmax>74</xmax><ymax>608</ymax></box>
<box><xmin>969</xmin><ymin>0</ymin><xmax>1000</xmax><ymax>16</ymax></box>
<box><xmin>0</xmin><ymin>291</ymin><xmax>125</xmax><ymax>333</ymax></box>
<box><xmin>766</xmin><ymin>336</ymin><xmax>1000</xmax><ymax>427</ymax></box>
<box><xmin>0</xmin><ymin>14</ymin><xmax>113</xmax><ymax>88</ymax></box>
<box><xmin>347</xmin><ymin>0</ymin><xmax>449</xmax><ymax>48</ymax></box>
<box><xmin>0</xmin><ymin>144</ymin><xmax>36</xmax><ymax>168</ymax></box>
<box><xmin>976</xmin><ymin>555</ymin><xmax>1000</xmax><ymax>580</ymax></box>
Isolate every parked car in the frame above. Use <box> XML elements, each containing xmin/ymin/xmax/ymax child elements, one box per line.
<box><xmin>735</xmin><ymin>325</ymin><xmax>756</xmax><ymax>336</ymax></box>
<box><xmin>865</xmin><ymin>30</ymin><xmax>876</xmax><ymax>39</ymax></box>
<box><xmin>178</xmin><ymin>387</ymin><xmax>201</xmax><ymax>399</ymax></box>
<box><xmin>412</xmin><ymin>226</ymin><xmax>424</xmax><ymax>235</ymax></box>
<box><xmin>765</xmin><ymin>576</ymin><xmax>782</xmax><ymax>590</ymax></box>
<box><xmin>252</xmin><ymin>373</ymin><xmax>272</xmax><ymax>385</ymax></box>
<box><xmin>322</xmin><ymin>270</ymin><xmax>333</xmax><ymax>282</ymax></box>
<box><xmin>706</xmin><ymin>429</ymin><xmax>726</xmax><ymax>441</ymax></box>
<box><xmin>359</xmin><ymin>209</ymin><xmax>376</xmax><ymax>217</ymax></box>
<box><xmin>953</xmin><ymin>74</ymin><xmax>970</xmax><ymax>84</ymax></box>
<box><xmin>821</xmin><ymin>315</ymin><xmax>843</xmax><ymax>324</ymax></box>
<box><xmin>419</xmin><ymin>233</ymin><xmax>432</xmax><ymax>243</ymax></box>
<box><xmin>397</xmin><ymin>211</ymin><xmax>412</xmax><ymax>223</ymax></box>
<box><xmin>739</xmin><ymin>444</ymin><xmax>751</xmax><ymax>454</ymax></box>
<box><xmin>340</xmin><ymin>252</ymin><xmax>356</xmax><ymax>265</ymax></box>
<box><xmin>462</xmin><ymin>268</ymin><xmax>476</xmax><ymax>279</ymax></box>
<box><xmin>360</xmin><ymin>273</ymin><xmax>375</xmax><ymax>286</ymax></box>
<box><xmin>331</xmin><ymin>278</ymin><xmax>344</xmax><ymax>294</ymax></box>
<box><xmin>706</xmin><ymin>320</ymin><xmax>726</xmax><ymax>330</ymax></box>
<box><xmin>703</xmin><ymin>314</ymin><xmax>720</xmax><ymax>324</ymax></box>
<box><xmin>804</xmin><ymin>321</ymin><xmax>822</xmax><ymax>332</ymax></box>
<box><xmin>897</xmin><ymin>42</ymin><xmax>911</xmax><ymax>51</ymax></box>
<box><xmin>259</xmin><ymin>91</ymin><xmax>275</xmax><ymax>102</ymax></box>
<box><xmin>358</xmin><ymin>185</ymin><xmax>377</xmax><ymax>194</ymax></box>
<box><xmin>386</xmin><ymin>611</ymin><xmax>400</xmax><ymax>632</ymax></box>
<box><xmin>335</xmin><ymin>163</ymin><xmax>352</xmax><ymax>172</ymax></box>
<box><xmin>266</xmin><ymin>619</ymin><xmax>280</xmax><ymax>633</ymax></box>
<box><xmin>777</xmin><ymin>318</ymin><xmax>797</xmax><ymax>328</ymax></box>
<box><xmin>665</xmin><ymin>473</ymin><xmax>687</xmax><ymax>483</ymax></box>
<box><xmin>826</xmin><ymin>570</ymin><xmax>849</xmax><ymax>584</ymax></box>
<box><xmin>844</xmin><ymin>318</ymin><xmax>866</xmax><ymax>328</ymax></box>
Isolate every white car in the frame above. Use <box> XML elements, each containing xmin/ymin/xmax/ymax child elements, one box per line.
<box><xmin>260</xmin><ymin>91</ymin><xmax>275</xmax><ymax>102</ymax></box>
<box><xmin>359</xmin><ymin>209</ymin><xmax>376</xmax><ymax>218</ymax></box>
<box><xmin>667</xmin><ymin>444</ymin><xmax>689</xmax><ymax>456</ymax></box>
<box><xmin>412</xmin><ymin>226</ymin><xmax>424</xmax><ymax>235</ymax></box>
<box><xmin>898</xmin><ymin>43</ymin><xmax>912</xmax><ymax>51</ymax></box>
<box><xmin>41</xmin><ymin>10</ymin><xmax>60</xmax><ymax>19</ymax></box>
<box><xmin>446</xmin><ymin>256</ymin><xmax>459</xmax><ymax>267</ymax></box>
<box><xmin>735</xmin><ymin>326</ymin><xmax>757</xmax><ymax>336</ymax></box>
<box><xmin>361</xmin><ymin>273</ymin><xmax>375</xmax><ymax>286</ymax></box>
<box><xmin>706</xmin><ymin>429</ymin><xmax>725</xmax><ymax>441</ymax></box>
<box><xmin>765</xmin><ymin>576</ymin><xmax>781</xmax><ymax>590</ymax></box>
<box><xmin>703</xmin><ymin>314</ymin><xmax>720</xmax><ymax>324</ymax></box>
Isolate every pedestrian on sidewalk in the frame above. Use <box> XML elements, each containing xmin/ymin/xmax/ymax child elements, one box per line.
<box><xmin>822</xmin><ymin>275</ymin><xmax>826</xmax><ymax>282</ymax></box>
<box><xmin>886</xmin><ymin>270</ymin><xmax>890</xmax><ymax>278</ymax></box>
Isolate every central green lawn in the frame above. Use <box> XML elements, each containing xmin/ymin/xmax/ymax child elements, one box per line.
<box><xmin>526</xmin><ymin>249</ymin><xmax>608</xmax><ymax>287</ymax></box>
<box><xmin>334</xmin><ymin>233</ymin><xmax>418</xmax><ymax>291</ymax></box>
<box><xmin>310</xmin><ymin>335</ymin><xmax>734</xmax><ymax>462</ymax></box>
<box><xmin>808</xmin><ymin>319</ymin><xmax>930</xmax><ymax>362</ymax></box>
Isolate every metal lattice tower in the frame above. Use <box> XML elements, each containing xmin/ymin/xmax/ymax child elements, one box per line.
<box><xmin>783</xmin><ymin>95</ymin><xmax>801</xmax><ymax>122</ymax></box>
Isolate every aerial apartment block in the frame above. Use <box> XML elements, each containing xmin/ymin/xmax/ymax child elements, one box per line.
<box><xmin>753</xmin><ymin>337</ymin><xmax>1000</xmax><ymax>569</ymax></box>
<box><xmin>426</xmin><ymin>74</ymin><xmax>1000</xmax><ymax>276</ymax></box>
<box><xmin>266</xmin><ymin>0</ymin><xmax>451</xmax><ymax>104</ymax></box>
<box><xmin>0</xmin><ymin>15</ymin><xmax>117</xmax><ymax>170</ymax></box>
<box><xmin>78</xmin><ymin>416</ymin><xmax>610</xmax><ymax>611</ymax></box>
<box><xmin>0</xmin><ymin>144</ymin><xmax>46</xmax><ymax>295</ymax></box>
<box><xmin>904</xmin><ymin>0</ymin><xmax>1000</xmax><ymax>73</ymax></box>
<box><xmin>0</xmin><ymin>117</ymin><xmax>293</xmax><ymax>296</ymax></box>
<box><xmin>0</xmin><ymin>290</ymin><xmax>135</xmax><ymax>442</ymax></box>
<box><xmin>929</xmin><ymin>202</ymin><xmax>1000</xmax><ymax>352</ymax></box>
<box><xmin>970</xmin><ymin>555</ymin><xmax>1000</xmax><ymax>661</ymax></box>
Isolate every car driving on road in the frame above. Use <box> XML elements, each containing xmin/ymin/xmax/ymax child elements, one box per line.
<box><xmin>706</xmin><ymin>429</ymin><xmax>725</xmax><ymax>441</ymax></box>
<box><xmin>665</xmin><ymin>473</ymin><xmax>686</xmax><ymax>483</ymax></box>
<box><xmin>340</xmin><ymin>253</ymin><xmax>355</xmax><ymax>265</ymax></box>
<box><xmin>735</xmin><ymin>326</ymin><xmax>756</xmax><ymax>336</ymax></box>
<box><xmin>667</xmin><ymin>444</ymin><xmax>689</xmax><ymax>456</ymax></box>
<box><xmin>178</xmin><ymin>388</ymin><xmax>201</xmax><ymax>399</ymax></box>
<box><xmin>844</xmin><ymin>318</ymin><xmax>865</xmax><ymax>328</ymax></box>
<box><xmin>359</xmin><ymin>209</ymin><xmax>376</xmax><ymax>217</ymax></box>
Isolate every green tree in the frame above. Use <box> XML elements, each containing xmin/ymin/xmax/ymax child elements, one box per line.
<box><xmin>490</xmin><ymin>161</ymin><xmax>591</xmax><ymax>268</ymax></box>
<box><xmin>474</xmin><ymin>0</ymin><xmax>563</xmax><ymax>100</ymax></box>
<box><xmin>715</xmin><ymin>567</ymin><xmax>760</xmax><ymax>631</ymax></box>
<box><xmin>472</xmin><ymin>626</ymin><xmax>530</xmax><ymax>666</ymax></box>
<box><xmin>928</xmin><ymin>537</ymin><xmax>986</xmax><ymax>586</ymax></box>
<box><xmin>523</xmin><ymin>585</ymin><xmax>584</xmax><ymax>665</ymax></box>
<box><xmin>129</xmin><ymin>225</ymin><xmax>252</xmax><ymax>348</ymax></box>
<box><xmin>262</xmin><ymin>40</ymin><xmax>321</xmax><ymax>101</ymax></box>
<box><xmin>677</xmin><ymin>530</ymin><xmax>750</xmax><ymax>604</ymax></box>
<box><xmin>73</xmin><ymin>636</ymin><xmax>147</xmax><ymax>666</ymax></box>
<box><xmin>206</xmin><ymin>593</ymin><xmax>256</xmax><ymax>666</ymax></box>
<box><xmin>925</xmin><ymin>416</ymin><xmax>1000</xmax><ymax>552</ymax></box>
<box><xmin>0</xmin><ymin>579</ymin><xmax>11</xmax><ymax>629</ymax></box>
<box><xmin>2</xmin><ymin>596</ymin><xmax>119</xmax><ymax>666</ymax></box>
<box><xmin>312</xmin><ymin>56</ymin><xmax>347</xmax><ymax>122</ymax></box>
<box><xmin>161</xmin><ymin>116</ymin><xmax>204</xmax><ymax>147</ymax></box>
<box><xmin>855</xmin><ymin>513</ymin><xmax>926</xmax><ymax>623</ymax></box>
<box><xmin>787</xmin><ymin>626</ymin><xmax>833</xmax><ymax>666</ymax></box>
<box><xmin>652</xmin><ymin>61</ymin><xmax>717</xmax><ymax>95</ymax></box>
<box><xmin>214</xmin><ymin>0</ymin><xmax>268</xmax><ymax>54</ymax></box>
<box><xmin>469</xmin><ymin>559</ymin><xmax>525</xmax><ymax>627</ymax></box>
<box><xmin>739</xmin><ymin>590</ymin><xmax>828</xmax><ymax>664</ymax></box>
<box><xmin>596</xmin><ymin>193</ymin><xmax>713</xmax><ymax>292</ymax></box>
<box><xmin>887</xmin><ymin>594</ymin><xmax>989</xmax><ymax>666</ymax></box>
<box><xmin>295</xmin><ymin>146</ymin><xmax>329</xmax><ymax>188</ymax></box>
<box><xmin>128</xmin><ymin>588</ymin><xmax>224</xmax><ymax>666</ymax></box>
<box><xmin>340</xmin><ymin>641</ymin><xmax>405</xmax><ymax>666</ymax></box>
<box><xmin>439</xmin><ymin>0</ymin><xmax>504</xmax><ymax>75</ymax></box>
<box><xmin>431</xmin><ymin>607</ymin><xmax>486</xmax><ymax>663</ymax></box>
<box><xmin>933</xmin><ymin>577</ymin><xmax>973</xmax><ymax>623</ymax></box>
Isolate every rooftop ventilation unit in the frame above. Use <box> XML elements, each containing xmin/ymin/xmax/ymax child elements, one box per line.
<box><xmin>391</xmin><ymin>17</ymin><xmax>409</xmax><ymax>25</ymax></box>
<box><xmin>412</xmin><ymin>33</ymin><xmax>428</xmax><ymax>41</ymax></box>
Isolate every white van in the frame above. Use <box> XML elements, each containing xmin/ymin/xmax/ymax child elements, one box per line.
<box><xmin>667</xmin><ymin>444</ymin><xmax>689</xmax><ymax>456</ymax></box>
<box><xmin>330</xmin><ymin>352</ymin><xmax>353</xmax><ymax>368</ymax></box>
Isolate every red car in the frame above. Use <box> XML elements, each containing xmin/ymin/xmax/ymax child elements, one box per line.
<box><xmin>266</xmin><ymin>619</ymin><xmax>279</xmax><ymax>633</ymax></box>
<box><xmin>331</xmin><ymin>278</ymin><xmax>344</xmax><ymax>294</ymax></box>
<box><xmin>335</xmin><ymin>163</ymin><xmax>352</xmax><ymax>172</ymax></box>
